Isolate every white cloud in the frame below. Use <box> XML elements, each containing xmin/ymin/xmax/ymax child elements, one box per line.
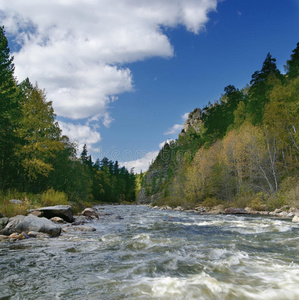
<box><xmin>58</xmin><ymin>121</ymin><xmax>101</xmax><ymax>151</ymax></box>
<box><xmin>164</xmin><ymin>112</ymin><xmax>189</xmax><ymax>135</ymax></box>
<box><xmin>164</xmin><ymin>124</ymin><xmax>184</xmax><ymax>135</ymax></box>
<box><xmin>120</xmin><ymin>150</ymin><xmax>159</xmax><ymax>174</ymax></box>
<box><xmin>0</xmin><ymin>0</ymin><xmax>218</xmax><ymax>147</ymax></box>
<box><xmin>182</xmin><ymin>112</ymin><xmax>189</xmax><ymax>121</ymax></box>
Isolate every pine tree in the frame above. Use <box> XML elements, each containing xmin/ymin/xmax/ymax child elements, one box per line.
<box><xmin>0</xmin><ymin>26</ymin><xmax>18</xmax><ymax>189</ymax></box>
<box><xmin>247</xmin><ymin>53</ymin><xmax>281</xmax><ymax>124</ymax></box>
<box><xmin>285</xmin><ymin>42</ymin><xmax>299</xmax><ymax>79</ymax></box>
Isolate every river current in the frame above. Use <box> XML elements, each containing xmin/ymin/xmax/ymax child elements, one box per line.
<box><xmin>0</xmin><ymin>205</ymin><xmax>299</xmax><ymax>300</ymax></box>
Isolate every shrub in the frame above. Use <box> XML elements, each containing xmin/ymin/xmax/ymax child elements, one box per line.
<box><xmin>41</xmin><ymin>189</ymin><xmax>69</xmax><ymax>206</ymax></box>
<box><xmin>201</xmin><ymin>197</ymin><xmax>219</xmax><ymax>208</ymax></box>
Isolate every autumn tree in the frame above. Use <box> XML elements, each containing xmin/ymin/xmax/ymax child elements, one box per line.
<box><xmin>16</xmin><ymin>79</ymin><xmax>63</xmax><ymax>192</ymax></box>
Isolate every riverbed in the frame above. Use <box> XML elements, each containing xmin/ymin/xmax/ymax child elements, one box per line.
<box><xmin>0</xmin><ymin>205</ymin><xmax>299</xmax><ymax>299</ymax></box>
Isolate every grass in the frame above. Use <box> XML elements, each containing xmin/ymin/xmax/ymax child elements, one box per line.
<box><xmin>0</xmin><ymin>189</ymin><xmax>71</xmax><ymax>218</ymax></box>
<box><xmin>41</xmin><ymin>189</ymin><xmax>69</xmax><ymax>206</ymax></box>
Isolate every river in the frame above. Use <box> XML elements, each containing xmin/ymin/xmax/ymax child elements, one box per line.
<box><xmin>0</xmin><ymin>205</ymin><xmax>299</xmax><ymax>299</ymax></box>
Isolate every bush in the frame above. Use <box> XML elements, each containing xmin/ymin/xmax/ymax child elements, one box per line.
<box><xmin>41</xmin><ymin>189</ymin><xmax>69</xmax><ymax>206</ymax></box>
<box><xmin>201</xmin><ymin>197</ymin><xmax>220</xmax><ymax>208</ymax></box>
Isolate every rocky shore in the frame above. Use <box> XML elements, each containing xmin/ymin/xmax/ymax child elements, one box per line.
<box><xmin>149</xmin><ymin>204</ymin><xmax>299</xmax><ymax>222</ymax></box>
<box><xmin>0</xmin><ymin>205</ymin><xmax>114</xmax><ymax>242</ymax></box>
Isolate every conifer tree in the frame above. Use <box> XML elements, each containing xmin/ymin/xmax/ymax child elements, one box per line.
<box><xmin>0</xmin><ymin>26</ymin><xmax>18</xmax><ymax>189</ymax></box>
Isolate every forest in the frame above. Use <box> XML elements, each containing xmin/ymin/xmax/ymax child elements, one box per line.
<box><xmin>140</xmin><ymin>43</ymin><xmax>299</xmax><ymax>211</ymax></box>
<box><xmin>0</xmin><ymin>26</ymin><xmax>136</xmax><ymax>214</ymax></box>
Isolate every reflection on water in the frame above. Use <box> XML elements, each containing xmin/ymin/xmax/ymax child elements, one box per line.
<box><xmin>0</xmin><ymin>205</ymin><xmax>299</xmax><ymax>299</ymax></box>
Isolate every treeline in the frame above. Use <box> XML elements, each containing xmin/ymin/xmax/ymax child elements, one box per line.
<box><xmin>0</xmin><ymin>26</ymin><xmax>135</xmax><ymax>204</ymax></box>
<box><xmin>142</xmin><ymin>43</ymin><xmax>299</xmax><ymax>210</ymax></box>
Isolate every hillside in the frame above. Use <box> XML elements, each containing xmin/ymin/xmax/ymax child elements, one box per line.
<box><xmin>137</xmin><ymin>44</ymin><xmax>299</xmax><ymax>211</ymax></box>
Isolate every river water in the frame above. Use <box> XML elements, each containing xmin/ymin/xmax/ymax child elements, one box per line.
<box><xmin>0</xmin><ymin>205</ymin><xmax>299</xmax><ymax>300</ymax></box>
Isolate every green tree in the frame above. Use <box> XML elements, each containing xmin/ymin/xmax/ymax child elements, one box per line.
<box><xmin>16</xmin><ymin>80</ymin><xmax>63</xmax><ymax>192</ymax></box>
<box><xmin>247</xmin><ymin>53</ymin><xmax>281</xmax><ymax>124</ymax></box>
<box><xmin>285</xmin><ymin>42</ymin><xmax>299</xmax><ymax>79</ymax></box>
<box><xmin>0</xmin><ymin>26</ymin><xmax>18</xmax><ymax>189</ymax></box>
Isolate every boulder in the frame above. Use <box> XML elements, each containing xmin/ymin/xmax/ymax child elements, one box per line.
<box><xmin>16</xmin><ymin>215</ymin><xmax>62</xmax><ymax>237</ymax></box>
<box><xmin>2</xmin><ymin>214</ymin><xmax>61</xmax><ymax>237</ymax></box>
<box><xmin>223</xmin><ymin>207</ymin><xmax>249</xmax><ymax>215</ymax></box>
<box><xmin>1</xmin><ymin>215</ymin><xmax>26</xmax><ymax>235</ymax></box>
<box><xmin>28</xmin><ymin>210</ymin><xmax>43</xmax><ymax>217</ymax></box>
<box><xmin>37</xmin><ymin>205</ymin><xmax>74</xmax><ymax>222</ymax></box>
<box><xmin>50</xmin><ymin>217</ymin><xmax>65</xmax><ymax>224</ymax></box>
<box><xmin>81</xmin><ymin>208</ymin><xmax>98</xmax><ymax>218</ymax></box>
<box><xmin>9</xmin><ymin>199</ymin><xmax>23</xmax><ymax>205</ymax></box>
<box><xmin>62</xmin><ymin>225</ymin><xmax>96</xmax><ymax>233</ymax></box>
<box><xmin>292</xmin><ymin>215</ymin><xmax>299</xmax><ymax>223</ymax></box>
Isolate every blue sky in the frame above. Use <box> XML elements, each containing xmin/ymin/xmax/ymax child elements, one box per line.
<box><xmin>1</xmin><ymin>0</ymin><xmax>298</xmax><ymax>172</ymax></box>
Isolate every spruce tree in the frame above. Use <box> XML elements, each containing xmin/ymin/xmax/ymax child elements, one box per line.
<box><xmin>0</xmin><ymin>26</ymin><xmax>18</xmax><ymax>189</ymax></box>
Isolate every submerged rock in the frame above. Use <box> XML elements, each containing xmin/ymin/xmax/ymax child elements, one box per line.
<box><xmin>62</xmin><ymin>225</ymin><xmax>96</xmax><ymax>233</ymax></box>
<box><xmin>36</xmin><ymin>205</ymin><xmax>74</xmax><ymax>222</ymax></box>
<box><xmin>73</xmin><ymin>215</ymin><xmax>90</xmax><ymax>225</ymax></box>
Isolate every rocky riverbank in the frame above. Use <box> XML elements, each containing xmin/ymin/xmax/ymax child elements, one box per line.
<box><xmin>149</xmin><ymin>204</ymin><xmax>299</xmax><ymax>222</ymax></box>
<box><xmin>0</xmin><ymin>205</ymin><xmax>116</xmax><ymax>242</ymax></box>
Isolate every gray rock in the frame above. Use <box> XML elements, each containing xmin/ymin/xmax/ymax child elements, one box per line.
<box><xmin>73</xmin><ymin>215</ymin><xmax>89</xmax><ymax>225</ymax></box>
<box><xmin>9</xmin><ymin>199</ymin><xmax>23</xmax><ymax>205</ymax></box>
<box><xmin>1</xmin><ymin>215</ymin><xmax>26</xmax><ymax>235</ymax></box>
<box><xmin>37</xmin><ymin>205</ymin><xmax>74</xmax><ymax>222</ymax></box>
<box><xmin>223</xmin><ymin>207</ymin><xmax>249</xmax><ymax>215</ymax></box>
<box><xmin>292</xmin><ymin>215</ymin><xmax>299</xmax><ymax>223</ymax></box>
<box><xmin>28</xmin><ymin>210</ymin><xmax>43</xmax><ymax>217</ymax></box>
<box><xmin>0</xmin><ymin>235</ymin><xmax>9</xmax><ymax>242</ymax></box>
<box><xmin>81</xmin><ymin>208</ymin><xmax>98</xmax><ymax>218</ymax></box>
<box><xmin>50</xmin><ymin>217</ymin><xmax>65</xmax><ymax>224</ymax></box>
<box><xmin>2</xmin><ymin>214</ymin><xmax>61</xmax><ymax>237</ymax></box>
<box><xmin>62</xmin><ymin>225</ymin><xmax>96</xmax><ymax>233</ymax></box>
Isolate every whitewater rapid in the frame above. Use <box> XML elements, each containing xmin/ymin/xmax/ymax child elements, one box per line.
<box><xmin>0</xmin><ymin>205</ymin><xmax>298</xmax><ymax>299</ymax></box>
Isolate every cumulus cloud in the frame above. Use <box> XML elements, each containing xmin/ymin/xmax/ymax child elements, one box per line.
<box><xmin>0</xmin><ymin>0</ymin><xmax>217</xmax><ymax>148</ymax></box>
<box><xmin>120</xmin><ymin>150</ymin><xmax>159</xmax><ymax>174</ymax></box>
<box><xmin>58</xmin><ymin>121</ymin><xmax>101</xmax><ymax>151</ymax></box>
